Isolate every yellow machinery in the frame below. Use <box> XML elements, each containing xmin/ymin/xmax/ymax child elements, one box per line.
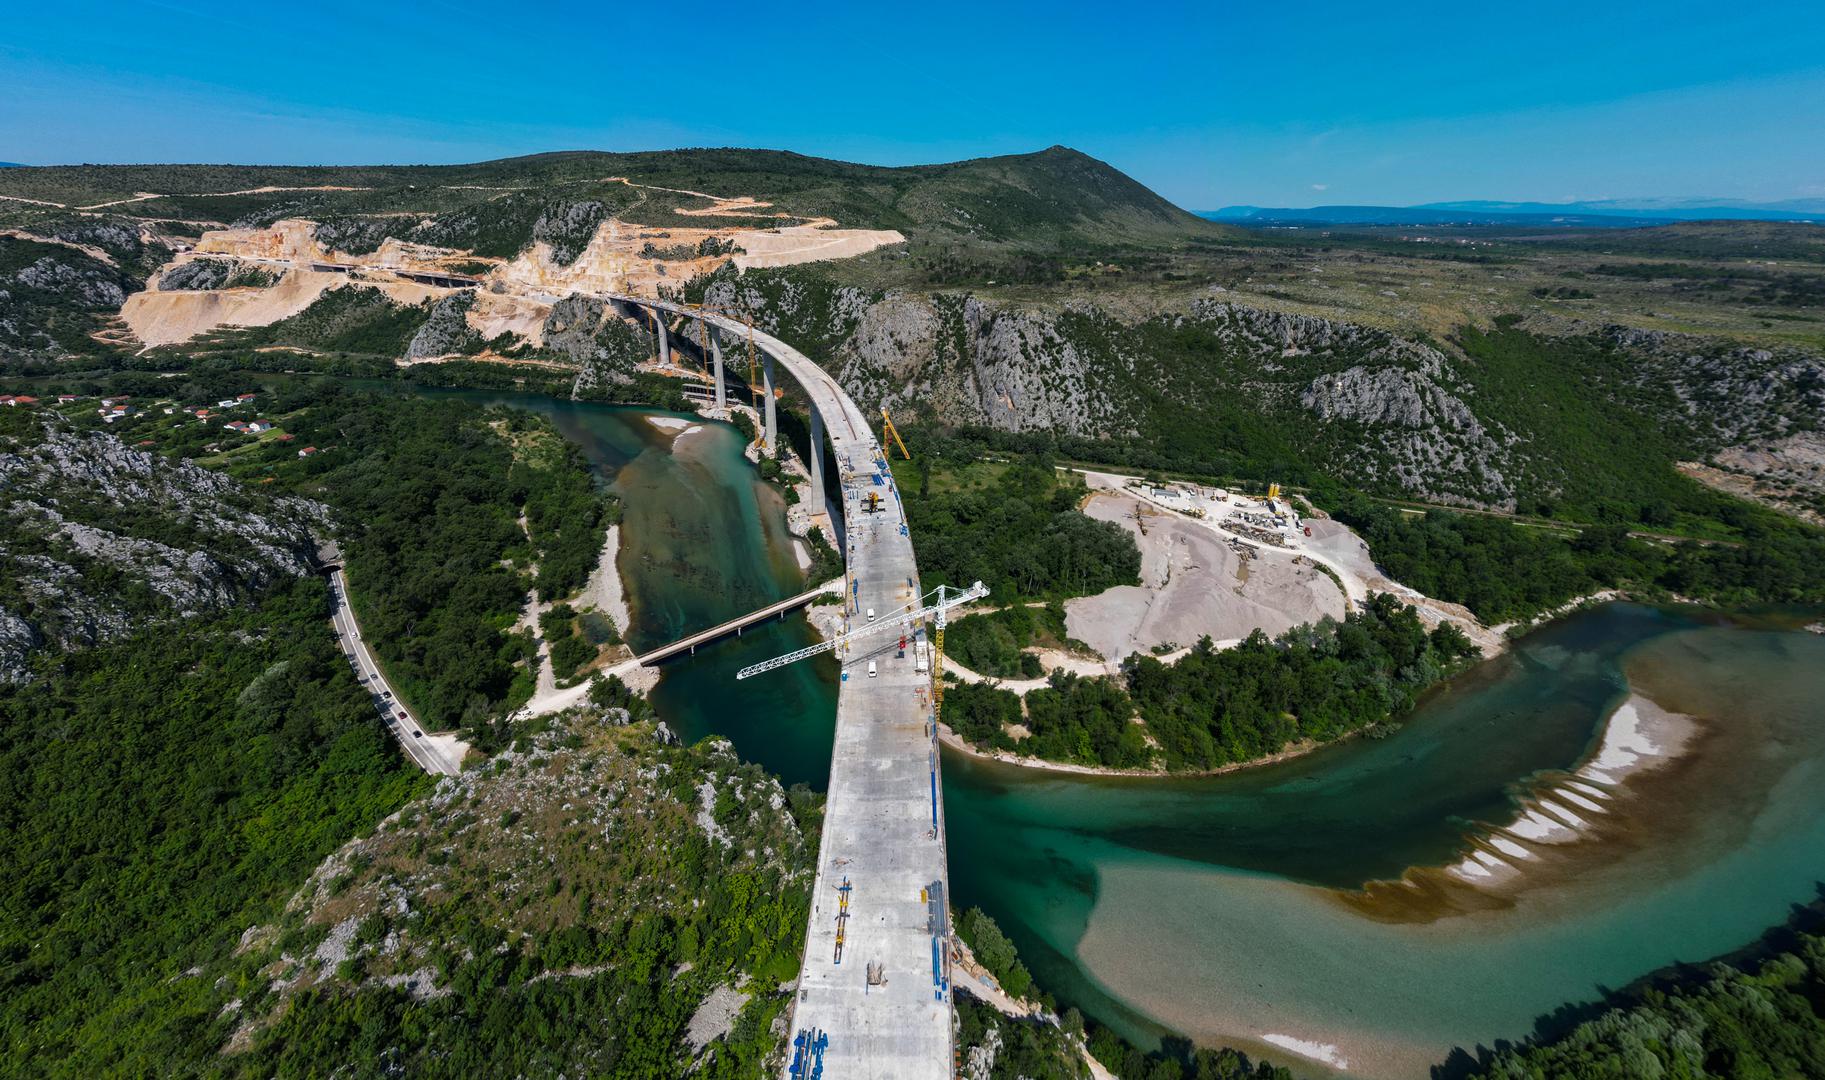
<box><xmin>881</xmin><ymin>408</ymin><xmax>911</xmax><ymax>460</ymax></box>
<box><xmin>1266</xmin><ymin>482</ymin><xmax>1282</xmax><ymax>501</ymax></box>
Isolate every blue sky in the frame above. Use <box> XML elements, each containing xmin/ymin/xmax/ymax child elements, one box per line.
<box><xmin>4</xmin><ymin>0</ymin><xmax>1823</xmax><ymax>208</ymax></box>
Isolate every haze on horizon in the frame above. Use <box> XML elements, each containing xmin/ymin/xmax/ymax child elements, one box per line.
<box><xmin>4</xmin><ymin>0</ymin><xmax>1823</xmax><ymax>210</ymax></box>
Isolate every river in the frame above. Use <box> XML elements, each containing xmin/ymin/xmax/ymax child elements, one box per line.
<box><xmin>432</xmin><ymin>389</ymin><xmax>1825</xmax><ymax>1078</ymax></box>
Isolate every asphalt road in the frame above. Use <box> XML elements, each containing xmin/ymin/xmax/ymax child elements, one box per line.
<box><xmin>326</xmin><ymin>568</ymin><xmax>464</xmax><ymax>776</ymax></box>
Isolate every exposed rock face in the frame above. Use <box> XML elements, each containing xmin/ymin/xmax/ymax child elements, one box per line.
<box><xmin>706</xmin><ymin>274</ymin><xmax>1520</xmax><ymax>505</ymax></box>
<box><xmin>532</xmin><ymin>201</ymin><xmax>611</xmax><ymax>266</ymax></box>
<box><xmin>542</xmin><ymin>296</ymin><xmax>650</xmax><ymax>395</ymax></box>
<box><xmin>157</xmin><ymin>258</ymin><xmax>236</xmax><ymax>292</ymax></box>
<box><xmin>1603</xmin><ymin>325</ymin><xmax>1825</xmax><ymax>446</ymax></box>
<box><xmin>0</xmin><ymin>420</ymin><xmax>328</xmax><ymax>681</ymax></box>
<box><xmin>13</xmin><ymin>256</ymin><xmax>128</xmax><ymax>308</ymax></box>
<box><xmin>404</xmin><ymin>291</ymin><xmax>482</xmax><ymax>359</ymax></box>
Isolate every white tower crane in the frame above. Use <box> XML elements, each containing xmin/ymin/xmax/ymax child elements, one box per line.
<box><xmin>734</xmin><ymin>581</ymin><xmax>988</xmax><ymax>680</ymax></box>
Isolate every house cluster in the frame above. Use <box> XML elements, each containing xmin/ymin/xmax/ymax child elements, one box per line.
<box><xmin>0</xmin><ymin>395</ymin><xmax>41</xmax><ymax>407</ymax></box>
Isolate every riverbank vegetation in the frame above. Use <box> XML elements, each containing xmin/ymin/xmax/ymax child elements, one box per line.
<box><xmin>891</xmin><ymin>441</ymin><xmax>1139</xmax><ymax>601</ymax></box>
<box><xmin>1465</xmin><ymin>924</ymin><xmax>1825</xmax><ymax>1079</ymax></box>
<box><xmin>945</xmin><ymin>594</ymin><xmax>1481</xmax><ymax>771</ymax></box>
<box><xmin>1334</xmin><ymin>494</ymin><xmax>1825</xmax><ymax>624</ymax></box>
<box><xmin>0</xmin><ymin>578</ymin><xmax>427</xmax><ymax>1075</ymax></box>
<box><xmin>253</xmin><ymin>385</ymin><xmax>609</xmax><ymax>737</ymax></box>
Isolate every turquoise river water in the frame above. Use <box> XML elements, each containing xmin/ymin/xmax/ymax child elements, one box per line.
<box><xmin>439</xmin><ymin>390</ymin><xmax>1825</xmax><ymax>1079</ymax></box>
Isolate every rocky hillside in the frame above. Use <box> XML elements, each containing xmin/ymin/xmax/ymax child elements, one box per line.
<box><xmin>696</xmin><ymin>266</ymin><xmax>1825</xmax><ymax>516</ymax></box>
<box><xmin>213</xmin><ymin>709</ymin><xmax>820</xmax><ymax>1078</ymax></box>
<box><xmin>0</xmin><ymin>411</ymin><xmax>326</xmax><ymax>681</ymax></box>
<box><xmin>0</xmin><ymin>222</ymin><xmax>169</xmax><ymax>363</ymax></box>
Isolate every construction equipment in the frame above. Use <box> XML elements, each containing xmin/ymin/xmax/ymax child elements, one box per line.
<box><xmin>1266</xmin><ymin>481</ymin><xmax>1282</xmax><ymax>501</ymax></box>
<box><xmin>734</xmin><ymin>581</ymin><xmax>988</xmax><ymax>680</ymax></box>
<box><xmin>863</xmin><ymin>491</ymin><xmax>882</xmax><ymax>513</ymax></box>
<box><xmin>932</xmin><ymin>584</ymin><xmax>951</xmax><ymax>712</ymax></box>
<box><xmin>881</xmin><ymin>408</ymin><xmax>911</xmax><ymax>460</ymax></box>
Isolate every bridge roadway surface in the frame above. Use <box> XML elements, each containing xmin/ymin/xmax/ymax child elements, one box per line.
<box><xmin>614</xmin><ymin>295</ymin><xmax>954</xmax><ymax>1080</ymax></box>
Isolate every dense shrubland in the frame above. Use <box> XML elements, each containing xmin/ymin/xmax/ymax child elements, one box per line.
<box><xmin>0</xmin><ymin>579</ymin><xmax>427</xmax><ymax>1075</ymax></box>
<box><xmin>1334</xmin><ymin>493</ymin><xmax>1825</xmax><ymax>624</ymax></box>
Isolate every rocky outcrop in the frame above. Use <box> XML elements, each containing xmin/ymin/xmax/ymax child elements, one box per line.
<box><xmin>1602</xmin><ymin>325</ymin><xmax>1825</xmax><ymax>446</ymax></box>
<box><xmin>0</xmin><ymin>420</ymin><xmax>328</xmax><ymax>681</ymax></box>
<box><xmin>157</xmin><ymin>258</ymin><xmax>236</xmax><ymax>291</ymax></box>
<box><xmin>404</xmin><ymin>291</ymin><xmax>482</xmax><ymax>359</ymax></box>
<box><xmin>706</xmin><ymin>272</ymin><xmax>1520</xmax><ymax>505</ymax></box>
<box><xmin>543</xmin><ymin>297</ymin><xmax>650</xmax><ymax>395</ymax></box>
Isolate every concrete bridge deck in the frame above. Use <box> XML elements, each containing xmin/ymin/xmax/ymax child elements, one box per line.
<box><xmin>611</xmin><ymin>294</ymin><xmax>954</xmax><ymax>1080</ymax></box>
<box><xmin>638</xmin><ymin>579</ymin><xmax>842</xmax><ymax>665</ymax></box>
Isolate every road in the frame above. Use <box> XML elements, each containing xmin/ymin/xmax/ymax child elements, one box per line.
<box><xmin>615</xmin><ymin>295</ymin><xmax>955</xmax><ymax>1080</ymax></box>
<box><xmin>326</xmin><ymin>568</ymin><xmax>466</xmax><ymax>776</ymax></box>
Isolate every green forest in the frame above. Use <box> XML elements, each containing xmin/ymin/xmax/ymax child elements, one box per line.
<box><xmin>1334</xmin><ymin>494</ymin><xmax>1825</xmax><ymax>624</ymax></box>
<box><xmin>1467</xmin><ymin>925</ymin><xmax>1825</xmax><ymax>1079</ymax></box>
<box><xmin>0</xmin><ymin>579</ymin><xmax>427</xmax><ymax>1076</ymax></box>
<box><xmin>946</xmin><ymin>603</ymin><xmax>1071</xmax><ymax>678</ymax></box>
<box><xmin>945</xmin><ymin>594</ymin><xmax>1481</xmax><ymax>770</ymax></box>
<box><xmin>892</xmin><ymin>448</ymin><xmax>1140</xmax><ymax>601</ymax></box>
<box><xmin>250</xmin><ymin>384</ymin><xmax>610</xmax><ymax>740</ymax></box>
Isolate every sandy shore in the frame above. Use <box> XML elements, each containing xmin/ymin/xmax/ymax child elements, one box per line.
<box><xmin>581</xmin><ymin>525</ymin><xmax>632</xmax><ymax>637</ymax></box>
<box><xmin>937</xmin><ymin>722</ymin><xmax>1354</xmax><ymax>780</ymax></box>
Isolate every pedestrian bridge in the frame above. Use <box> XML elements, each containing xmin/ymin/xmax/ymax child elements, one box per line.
<box><xmin>637</xmin><ymin>579</ymin><xmax>843</xmax><ymax>666</ymax></box>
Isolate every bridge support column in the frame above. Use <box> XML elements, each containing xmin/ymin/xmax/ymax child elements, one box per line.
<box><xmin>655</xmin><ymin>313</ymin><xmax>671</xmax><ymax>367</ymax></box>
<box><xmin>809</xmin><ymin>407</ymin><xmax>825</xmax><ymax>509</ymax></box>
<box><xmin>762</xmin><ymin>350</ymin><xmax>778</xmax><ymax>455</ymax></box>
<box><xmin>708</xmin><ymin>328</ymin><xmax>726</xmax><ymax>412</ymax></box>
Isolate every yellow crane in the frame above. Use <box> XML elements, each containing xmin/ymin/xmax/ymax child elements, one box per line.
<box><xmin>881</xmin><ymin>408</ymin><xmax>911</xmax><ymax>460</ymax></box>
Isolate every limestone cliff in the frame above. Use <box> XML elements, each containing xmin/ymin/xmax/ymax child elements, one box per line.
<box><xmin>0</xmin><ymin>417</ymin><xmax>328</xmax><ymax>682</ymax></box>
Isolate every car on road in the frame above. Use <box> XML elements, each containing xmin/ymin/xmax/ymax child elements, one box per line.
<box><xmin>412</xmin><ymin>730</ymin><xmax>423</xmax><ymax>739</ymax></box>
<box><xmin>382</xmin><ymin>690</ymin><xmax>392</xmax><ymax>699</ymax></box>
<box><xmin>397</xmin><ymin>711</ymin><xmax>408</xmax><ymax>721</ymax></box>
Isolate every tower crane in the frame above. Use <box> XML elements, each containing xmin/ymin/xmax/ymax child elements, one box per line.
<box><xmin>881</xmin><ymin>408</ymin><xmax>911</xmax><ymax>460</ymax></box>
<box><xmin>734</xmin><ymin>581</ymin><xmax>988</xmax><ymax>680</ymax></box>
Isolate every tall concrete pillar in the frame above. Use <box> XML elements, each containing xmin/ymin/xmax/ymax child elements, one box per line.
<box><xmin>707</xmin><ymin>325</ymin><xmax>726</xmax><ymax>412</ymax></box>
<box><xmin>809</xmin><ymin>407</ymin><xmax>825</xmax><ymax>509</ymax></box>
<box><xmin>655</xmin><ymin>313</ymin><xmax>671</xmax><ymax>367</ymax></box>
<box><xmin>762</xmin><ymin>350</ymin><xmax>778</xmax><ymax>455</ymax></box>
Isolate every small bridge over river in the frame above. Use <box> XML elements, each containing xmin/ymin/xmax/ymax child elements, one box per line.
<box><xmin>636</xmin><ymin>580</ymin><xmax>843</xmax><ymax>665</ymax></box>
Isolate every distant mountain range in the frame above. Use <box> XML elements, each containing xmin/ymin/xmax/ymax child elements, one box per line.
<box><xmin>1202</xmin><ymin>198</ymin><xmax>1825</xmax><ymax>228</ymax></box>
<box><xmin>0</xmin><ymin>163</ymin><xmax>24</xmax><ymax>168</ymax></box>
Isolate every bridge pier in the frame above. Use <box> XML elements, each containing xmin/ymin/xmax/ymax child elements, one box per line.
<box><xmin>655</xmin><ymin>313</ymin><xmax>671</xmax><ymax>367</ymax></box>
<box><xmin>762</xmin><ymin>350</ymin><xmax>778</xmax><ymax>455</ymax></box>
<box><xmin>708</xmin><ymin>325</ymin><xmax>727</xmax><ymax>412</ymax></box>
<box><xmin>809</xmin><ymin>408</ymin><xmax>825</xmax><ymax>509</ymax></box>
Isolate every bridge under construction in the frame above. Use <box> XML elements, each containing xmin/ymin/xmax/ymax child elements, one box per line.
<box><xmin>611</xmin><ymin>295</ymin><xmax>960</xmax><ymax>1080</ymax></box>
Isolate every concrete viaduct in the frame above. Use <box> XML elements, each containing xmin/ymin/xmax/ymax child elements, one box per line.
<box><xmin>610</xmin><ymin>294</ymin><xmax>955</xmax><ymax>1080</ymax></box>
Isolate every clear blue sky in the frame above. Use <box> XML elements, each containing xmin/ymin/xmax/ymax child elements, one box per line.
<box><xmin>4</xmin><ymin>0</ymin><xmax>1823</xmax><ymax>208</ymax></box>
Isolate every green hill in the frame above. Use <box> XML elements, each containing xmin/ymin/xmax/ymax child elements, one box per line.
<box><xmin>0</xmin><ymin>146</ymin><xmax>1222</xmax><ymax>252</ymax></box>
